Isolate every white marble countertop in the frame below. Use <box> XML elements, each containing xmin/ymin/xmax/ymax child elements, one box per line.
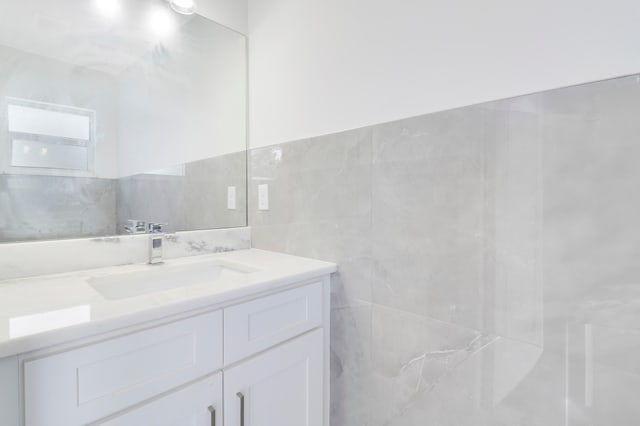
<box><xmin>0</xmin><ymin>249</ymin><xmax>337</xmax><ymax>358</ymax></box>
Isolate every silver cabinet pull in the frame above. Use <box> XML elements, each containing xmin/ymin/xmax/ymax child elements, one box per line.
<box><xmin>208</xmin><ymin>405</ymin><xmax>216</xmax><ymax>426</ymax></box>
<box><xmin>237</xmin><ymin>392</ymin><xmax>245</xmax><ymax>426</ymax></box>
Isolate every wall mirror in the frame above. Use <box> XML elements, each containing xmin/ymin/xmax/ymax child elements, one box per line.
<box><xmin>0</xmin><ymin>0</ymin><xmax>247</xmax><ymax>242</ymax></box>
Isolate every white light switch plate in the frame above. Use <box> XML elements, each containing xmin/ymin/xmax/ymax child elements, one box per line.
<box><xmin>227</xmin><ymin>186</ymin><xmax>236</xmax><ymax>210</ymax></box>
<box><xmin>258</xmin><ymin>184</ymin><xmax>269</xmax><ymax>210</ymax></box>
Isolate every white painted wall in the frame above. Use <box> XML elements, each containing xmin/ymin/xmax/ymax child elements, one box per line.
<box><xmin>0</xmin><ymin>45</ymin><xmax>119</xmax><ymax>178</ymax></box>
<box><xmin>198</xmin><ymin>0</ymin><xmax>248</xmax><ymax>34</ymax></box>
<box><xmin>248</xmin><ymin>0</ymin><xmax>640</xmax><ymax>148</ymax></box>
<box><xmin>116</xmin><ymin>17</ymin><xmax>247</xmax><ymax>177</ymax></box>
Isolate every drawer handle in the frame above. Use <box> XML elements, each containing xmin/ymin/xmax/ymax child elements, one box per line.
<box><xmin>208</xmin><ymin>405</ymin><xmax>216</xmax><ymax>426</ymax></box>
<box><xmin>237</xmin><ymin>392</ymin><xmax>245</xmax><ymax>426</ymax></box>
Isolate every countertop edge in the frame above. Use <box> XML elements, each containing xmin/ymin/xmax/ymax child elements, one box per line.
<box><xmin>0</xmin><ymin>260</ymin><xmax>336</xmax><ymax>359</ymax></box>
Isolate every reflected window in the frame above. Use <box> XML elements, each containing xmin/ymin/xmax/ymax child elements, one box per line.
<box><xmin>7</xmin><ymin>97</ymin><xmax>95</xmax><ymax>173</ymax></box>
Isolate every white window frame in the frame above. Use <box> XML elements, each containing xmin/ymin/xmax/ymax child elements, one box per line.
<box><xmin>2</xmin><ymin>97</ymin><xmax>96</xmax><ymax>177</ymax></box>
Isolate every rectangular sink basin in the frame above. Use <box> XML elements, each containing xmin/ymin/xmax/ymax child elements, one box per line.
<box><xmin>88</xmin><ymin>260</ymin><xmax>256</xmax><ymax>301</ymax></box>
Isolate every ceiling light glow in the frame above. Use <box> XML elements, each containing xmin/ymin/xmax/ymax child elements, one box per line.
<box><xmin>95</xmin><ymin>0</ymin><xmax>121</xmax><ymax>18</ymax></box>
<box><xmin>148</xmin><ymin>8</ymin><xmax>175</xmax><ymax>38</ymax></box>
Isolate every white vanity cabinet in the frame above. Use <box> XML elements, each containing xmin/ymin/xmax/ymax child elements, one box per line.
<box><xmin>94</xmin><ymin>374</ymin><xmax>223</xmax><ymax>426</ymax></box>
<box><xmin>12</xmin><ymin>276</ymin><xmax>330</xmax><ymax>426</ymax></box>
<box><xmin>223</xmin><ymin>282</ymin><xmax>325</xmax><ymax>426</ymax></box>
<box><xmin>224</xmin><ymin>329</ymin><xmax>324</xmax><ymax>426</ymax></box>
<box><xmin>23</xmin><ymin>311</ymin><xmax>224</xmax><ymax>426</ymax></box>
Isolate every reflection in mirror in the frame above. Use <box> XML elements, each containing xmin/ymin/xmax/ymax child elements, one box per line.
<box><xmin>0</xmin><ymin>0</ymin><xmax>247</xmax><ymax>243</ymax></box>
<box><xmin>116</xmin><ymin>153</ymin><xmax>247</xmax><ymax>235</ymax></box>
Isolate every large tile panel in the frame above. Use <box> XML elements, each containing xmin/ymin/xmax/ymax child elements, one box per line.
<box><xmin>249</xmin><ymin>74</ymin><xmax>640</xmax><ymax>426</ymax></box>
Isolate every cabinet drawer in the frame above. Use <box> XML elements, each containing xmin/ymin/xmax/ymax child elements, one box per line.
<box><xmin>92</xmin><ymin>373</ymin><xmax>222</xmax><ymax>426</ymax></box>
<box><xmin>24</xmin><ymin>310</ymin><xmax>223</xmax><ymax>426</ymax></box>
<box><xmin>224</xmin><ymin>282</ymin><xmax>323</xmax><ymax>365</ymax></box>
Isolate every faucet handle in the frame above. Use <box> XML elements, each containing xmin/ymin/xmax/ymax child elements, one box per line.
<box><xmin>147</xmin><ymin>223</ymin><xmax>168</xmax><ymax>233</ymax></box>
<box><xmin>125</xmin><ymin>219</ymin><xmax>146</xmax><ymax>234</ymax></box>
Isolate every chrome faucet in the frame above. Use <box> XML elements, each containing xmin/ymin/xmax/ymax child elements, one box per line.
<box><xmin>124</xmin><ymin>220</ymin><xmax>146</xmax><ymax>234</ymax></box>
<box><xmin>147</xmin><ymin>223</ymin><xmax>165</xmax><ymax>234</ymax></box>
<box><xmin>147</xmin><ymin>223</ymin><xmax>167</xmax><ymax>264</ymax></box>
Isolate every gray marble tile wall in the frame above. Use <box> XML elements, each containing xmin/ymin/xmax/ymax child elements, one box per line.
<box><xmin>116</xmin><ymin>151</ymin><xmax>247</xmax><ymax>233</ymax></box>
<box><xmin>249</xmin><ymin>74</ymin><xmax>640</xmax><ymax>425</ymax></box>
<box><xmin>0</xmin><ymin>151</ymin><xmax>247</xmax><ymax>243</ymax></box>
<box><xmin>0</xmin><ymin>174</ymin><xmax>116</xmax><ymax>242</ymax></box>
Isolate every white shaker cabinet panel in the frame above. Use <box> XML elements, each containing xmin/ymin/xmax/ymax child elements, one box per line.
<box><xmin>224</xmin><ymin>328</ymin><xmax>324</xmax><ymax>426</ymax></box>
<box><xmin>93</xmin><ymin>373</ymin><xmax>222</xmax><ymax>426</ymax></box>
<box><xmin>224</xmin><ymin>282</ymin><xmax>323</xmax><ymax>365</ymax></box>
<box><xmin>24</xmin><ymin>310</ymin><xmax>223</xmax><ymax>426</ymax></box>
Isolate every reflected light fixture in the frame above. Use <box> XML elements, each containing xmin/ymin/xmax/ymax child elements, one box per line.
<box><xmin>168</xmin><ymin>0</ymin><xmax>196</xmax><ymax>15</ymax></box>
<box><xmin>95</xmin><ymin>0</ymin><xmax>121</xmax><ymax>18</ymax></box>
<box><xmin>148</xmin><ymin>7</ymin><xmax>175</xmax><ymax>37</ymax></box>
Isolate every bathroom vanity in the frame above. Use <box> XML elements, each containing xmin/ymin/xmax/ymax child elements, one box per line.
<box><xmin>0</xmin><ymin>249</ymin><xmax>335</xmax><ymax>426</ymax></box>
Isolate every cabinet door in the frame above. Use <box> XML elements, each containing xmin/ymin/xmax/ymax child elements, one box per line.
<box><xmin>224</xmin><ymin>329</ymin><xmax>324</xmax><ymax>426</ymax></box>
<box><xmin>93</xmin><ymin>373</ymin><xmax>222</xmax><ymax>426</ymax></box>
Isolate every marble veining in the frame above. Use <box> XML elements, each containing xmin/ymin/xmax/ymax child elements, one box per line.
<box><xmin>0</xmin><ymin>227</ymin><xmax>251</xmax><ymax>281</ymax></box>
<box><xmin>250</xmin><ymin>74</ymin><xmax>640</xmax><ymax>425</ymax></box>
